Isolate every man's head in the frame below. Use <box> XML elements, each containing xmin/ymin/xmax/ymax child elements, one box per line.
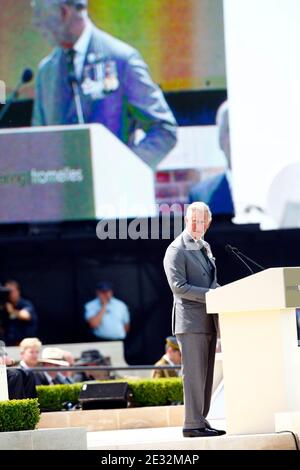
<box><xmin>165</xmin><ymin>336</ymin><xmax>181</xmax><ymax>365</ymax></box>
<box><xmin>62</xmin><ymin>350</ymin><xmax>75</xmax><ymax>366</ymax></box>
<box><xmin>40</xmin><ymin>347</ymin><xmax>69</xmax><ymax>378</ymax></box>
<box><xmin>75</xmin><ymin>349</ymin><xmax>110</xmax><ymax>380</ymax></box>
<box><xmin>5</xmin><ymin>280</ymin><xmax>21</xmax><ymax>306</ymax></box>
<box><xmin>31</xmin><ymin>0</ymin><xmax>88</xmax><ymax>48</ymax></box>
<box><xmin>185</xmin><ymin>202</ymin><xmax>212</xmax><ymax>241</ymax></box>
<box><xmin>216</xmin><ymin>100</ymin><xmax>231</xmax><ymax>170</ymax></box>
<box><xmin>20</xmin><ymin>337</ymin><xmax>42</xmax><ymax>367</ymax></box>
<box><xmin>95</xmin><ymin>281</ymin><xmax>114</xmax><ymax>304</ymax></box>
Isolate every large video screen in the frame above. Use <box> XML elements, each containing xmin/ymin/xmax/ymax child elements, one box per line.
<box><xmin>0</xmin><ymin>0</ymin><xmax>230</xmax><ymax>224</ymax></box>
<box><xmin>1</xmin><ymin>1</ymin><xmax>299</xmax><ymax>230</ymax></box>
<box><xmin>1</xmin><ymin>0</ymin><xmax>226</xmax><ymax>95</ymax></box>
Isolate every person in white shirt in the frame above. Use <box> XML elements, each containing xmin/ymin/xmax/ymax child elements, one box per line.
<box><xmin>84</xmin><ymin>281</ymin><xmax>130</xmax><ymax>341</ymax></box>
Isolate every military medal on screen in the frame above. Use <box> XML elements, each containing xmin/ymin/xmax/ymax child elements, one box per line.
<box><xmin>103</xmin><ymin>60</ymin><xmax>119</xmax><ymax>94</ymax></box>
<box><xmin>81</xmin><ymin>54</ymin><xmax>119</xmax><ymax>99</ymax></box>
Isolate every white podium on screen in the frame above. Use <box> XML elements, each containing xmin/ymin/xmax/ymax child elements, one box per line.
<box><xmin>0</xmin><ymin>124</ymin><xmax>156</xmax><ymax>222</ymax></box>
<box><xmin>87</xmin><ymin>124</ymin><xmax>156</xmax><ymax>219</ymax></box>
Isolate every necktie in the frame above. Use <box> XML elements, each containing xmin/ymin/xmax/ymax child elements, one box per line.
<box><xmin>65</xmin><ymin>49</ymin><xmax>77</xmax><ymax>83</ymax></box>
<box><xmin>200</xmin><ymin>245</ymin><xmax>211</xmax><ymax>266</ymax></box>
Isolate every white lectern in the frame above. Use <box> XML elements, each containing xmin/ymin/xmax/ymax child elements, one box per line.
<box><xmin>206</xmin><ymin>267</ymin><xmax>300</xmax><ymax>435</ymax></box>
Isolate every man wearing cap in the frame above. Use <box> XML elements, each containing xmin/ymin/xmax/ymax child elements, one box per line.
<box><xmin>163</xmin><ymin>202</ymin><xmax>225</xmax><ymax>438</ymax></box>
<box><xmin>31</xmin><ymin>0</ymin><xmax>177</xmax><ymax>169</ymax></box>
<box><xmin>39</xmin><ymin>347</ymin><xmax>73</xmax><ymax>384</ymax></box>
<box><xmin>73</xmin><ymin>349</ymin><xmax>111</xmax><ymax>382</ymax></box>
<box><xmin>152</xmin><ymin>336</ymin><xmax>181</xmax><ymax>379</ymax></box>
<box><xmin>84</xmin><ymin>282</ymin><xmax>130</xmax><ymax>341</ymax></box>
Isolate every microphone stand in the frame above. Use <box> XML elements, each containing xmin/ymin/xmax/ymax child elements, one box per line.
<box><xmin>69</xmin><ymin>76</ymin><xmax>85</xmax><ymax>125</ymax></box>
<box><xmin>0</xmin><ymin>69</ymin><xmax>33</xmax><ymax>124</ymax></box>
<box><xmin>234</xmin><ymin>248</ymin><xmax>265</xmax><ymax>271</ymax></box>
<box><xmin>0</xmin><ymin>83</ymin><xmax>22</xmax><ymax>123</ymax></box>
<box><xmin>65</xmin><ymin>48</ymin><xmax>85</xmax><ymax>125</ymax></box>
<box><xmin>229</xmin><ymin>249</ymin><xmax>254</xmax><ymax>275</ymax></box>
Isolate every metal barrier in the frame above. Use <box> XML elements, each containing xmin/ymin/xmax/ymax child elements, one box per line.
<box><xmin>11</xmin><ymin>365</ymin><xmax>181</xmax><ymax>372</ymax></box>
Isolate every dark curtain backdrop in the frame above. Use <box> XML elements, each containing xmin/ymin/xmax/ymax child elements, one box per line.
<box><xmin>0</xmin><ymin>221</ymin><xmax>299</xmax><ymax>364</ymax></box>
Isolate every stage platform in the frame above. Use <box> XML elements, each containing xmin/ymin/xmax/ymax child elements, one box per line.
<box><xmin>37</xmin><ymin>407</ymin><xmax>299</xmax><ymax>450</ymax></box>
<box><xmin>87</xmin><ymin>422</ymin><xmax>297</xmax><ymax>451</ymax></box>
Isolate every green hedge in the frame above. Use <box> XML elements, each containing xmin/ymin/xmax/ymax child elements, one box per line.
<box><xmin>37</xmin><ymin>383</ymin><xmax>82</xmax><ymax>412</ymax></box>
<box><xmin>128</xmin><ymin>378</ymin><xmax>183</xmax><ymax>407</ymax></box>
<box><xmin>0</xmin><ymin>399</ymin><xmax>40</xmax><ymax>432</ymax></box>
<box><xmin>37</xmin><ymin>378</ymin><xmax>183</xmax><ymax>412</ymax></box>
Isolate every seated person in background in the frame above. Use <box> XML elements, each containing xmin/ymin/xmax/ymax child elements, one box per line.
<box><xmin>189</xmin><ymin>100</ymin><xmax>234</xmax><ymax>218</ymax></box>
<box><xmin>3</xmin><ymin>280</ymin><xmax>38</xmax><ymax>346</ymax></box>
<box><xmin>19</xmin><ymin>337</ymin><xmax>49</xmax><ymax>386</ymax></box>
<box><xmin>152</xmin><ymin>336</ymin><xmax>182</xmax><ymax>379</ymax></box>
<box><xmin>39</xmin><ymin>347</ymin><xmax>72</xmax><ymax>385</ymax></box>
<box><xmin>73</xmin><ymin>349</ymin><xmax>111</xmax><ymax>382</ymax></box>
<box><xmin>61</xmin><ymin>350</ymin><xmax>76</xmax><ymax>383</ymax></box>
<box><xmin>19</xmin><ymin>337</ymin><xmax>41</xmax><ymax>369</ymax></box>
<box><xmin>84</xmin><ymin>282</ymin><xmax>130</xmax><ymax>341</ymax></box>
<box><xmin>1</xmin><ymin>355</ymin><xmax>37</xmax><ymax>400</ymax></box>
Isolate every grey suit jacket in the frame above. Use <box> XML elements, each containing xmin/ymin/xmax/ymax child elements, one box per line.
<box><xmin>32</xmin><ymin>24</ymin><xmax>177</xmax><ymax>169</ymax></box>
<box><xmin>163</xmin><ymin>230</ymin><xmax>219</xmax><ymax>335</ymax></box>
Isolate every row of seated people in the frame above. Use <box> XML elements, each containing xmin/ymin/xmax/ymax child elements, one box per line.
<box><xmin>3</xmin><ymin>335</ymin><xmax>182</xmax><ymax>401</ymax></box>
<box><xmin>19</xmin><ymin>338</ymin><xmax>111</xmax><ymax>384</ymax></box>
<box><xmin>3</xmin><ymin>337</ymin><xmax>111</xmax><ymax>399</ymax></box>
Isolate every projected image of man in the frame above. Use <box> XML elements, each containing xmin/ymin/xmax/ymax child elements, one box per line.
<box><xmin>31</xmin><ymin>0</ymin><xmax>177</xmax><ymax>169</ymax></box>
<box><xmin>189</xmin><ymin>100</ymin><xmax>234</xmax><ymax>217</ymax></box>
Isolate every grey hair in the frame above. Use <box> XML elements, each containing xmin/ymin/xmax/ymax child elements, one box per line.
<box><xmin>186</xmin><ymin>202</ymin><xmax>212</xmax><ymax>222</ymax></box>
<box><xmin>61</xmin><ymin>0</ymin><xmax>88</xmax><ymax>8</ymax></box>
<box><xmin>44</xmin><ymin>0</ymin><xmax>88</xmax><ymax>9</ymax></box>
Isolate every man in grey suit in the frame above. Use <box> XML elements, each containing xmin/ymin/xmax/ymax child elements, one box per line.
<box><xmin>163</xmin><ymin>202</ymin><xmax>225</xmax><ymax>437</ymax></box>
<box><xmin>31</xmin><ymin>0</ymin><xmax>177</xmax><ymax>169</ymax></box>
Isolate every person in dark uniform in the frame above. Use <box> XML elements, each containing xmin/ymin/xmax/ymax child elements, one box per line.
<box><xmin>2</xmin><ymin>356</ymin><xmax>37</xmax><ymax>400</ymax></box>
<box><xmin>3</xmin><ymin>280</ymin><xmax>38</xmax><ymax>346</ymax></box>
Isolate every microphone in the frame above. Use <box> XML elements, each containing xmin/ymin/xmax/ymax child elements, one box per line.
<box><xmin>22</xmin><ymin>69</ymin><xmax>34</xmax><ymax>84</ymax></box>
<box><xmin>225</xmin><ymin>244</ymin><xmax>254</xmax><ymax>274</ymax></box>
<box><xmin>0</xmin><ymin>69</ymin><xmax>34</xmax><ymax>123</ymax></box>
<box><xmin>225</xmin><ymin>244</ymin><xmax>265</xmax><ymax>271</ymax></box>
<box><xmin>225</xmin><ymin>244</ymin><xmax>238</xmax><ymax>252</ymax></box>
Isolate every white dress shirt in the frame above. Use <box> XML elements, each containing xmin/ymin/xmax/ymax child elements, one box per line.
<box><xmin>19</xmin><ymin>360</ymin><xmax>29</xmax><ymax>369</ymax></box>
<box><xmin>72</xmin><ymin>20</ymin><xmax>93</xmax><ymax>80</ymax></box>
